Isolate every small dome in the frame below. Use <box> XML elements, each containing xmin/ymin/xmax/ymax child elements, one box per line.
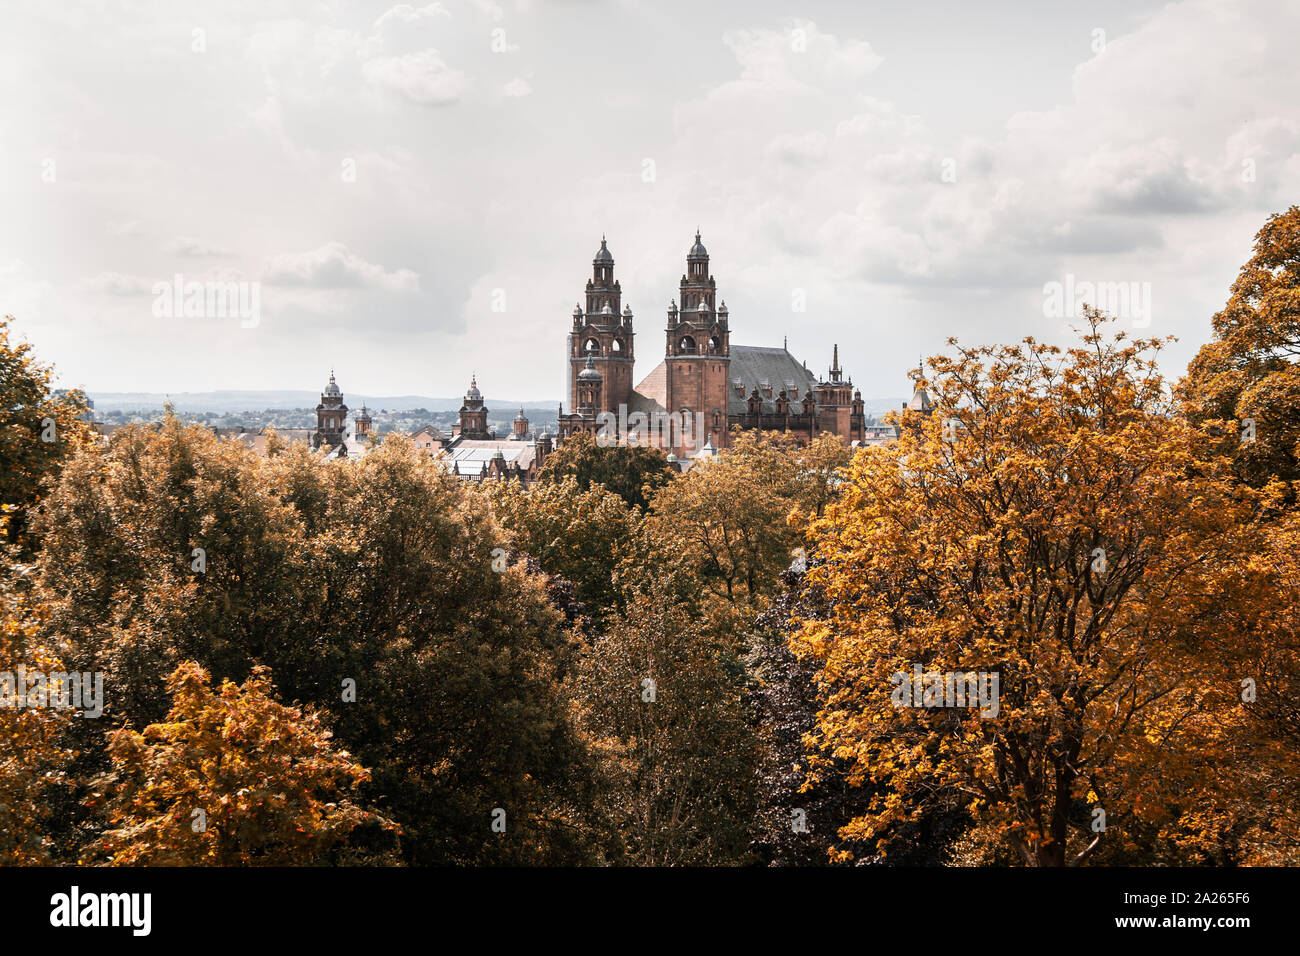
<box><xmin>666</xmin><ymin>453</ymin><xmax>679</xmax><ymax>463</ymax></box>
<box><xmin>688</xmin><ymin>230</ymin><xmax>708</xmax><ymax>258</ymax></box>
<box><xmin>465</xmin><ymin>374</ymin><xmax>482</xmax><ymax>401</ymax></box>
<box><xmin>669</xmin><ymin>299</ymin><xmax>678</xmax><ymax>313</ymax></box>
<box><xmin>718</xmin><ymin>300</ymin><xmax>728</xmax><ymax>314</ymax></box>
<box><xmin>324</xmin><ymin>370</ymin><xmax>341</xmax><ymax>398</ymax></box>
<box><xmin>356</xmin><ymin>404</ymin><xmax>371</xmax><ymax>421</ymax></box>
<box><xmin>514</xmin><ymin>406</ymin><xmax>528</xmax><ymax>423</ymax></box>
<box><xmin>492</xmin><ymin>450</ymin><xmax>505</xmax><ymax>459</ymax></box>
<box><xmin>578</xmin><ymin>356</ymin><xmax>603</xmax><ymax>381</ymax></box>
<box><xmin>600</xmin><ymin>303</ymin><xmax>614</xmax><ymax>315</ymax></box>
<box><xmin>697</xmin><ymin>300</ymin><xmax>710</xmax><ymax>313</ymax></box>
<box><xmin>622</xmin><ymin>304</ymin><xmax>633</xmax><ymax>315</ymax></box>
<box><xmin>593</xmin><ymin>236</ymin><xmax>614</xmax><ymax>264</ymax></box>
<box><xmin>573</xmin><ymin>303</ymin><xmax>583</xmax><ymax>316</ymax></box>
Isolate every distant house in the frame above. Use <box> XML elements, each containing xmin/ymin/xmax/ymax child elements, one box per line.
<box><xmin>434</xmin><ymin>377</ymin><xmax>552</xmax><ymax>484</ymax></box>
<box><xmin>410</xmin><ymin>425</ymin><xmax>448</xmax><ymax>453</ymax></box>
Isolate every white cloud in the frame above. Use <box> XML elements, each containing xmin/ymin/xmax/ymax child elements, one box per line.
<box><xmin>7</xmin><ymin>0</ymin><xmax>1300</xmax><ymax>400</ymax></box>
<box><xmin>166</xmin><ymin>237</ymin><xmax>235</xmax><ymax>259</ymax></box>
<box><xmin>80</xmin><ymin>272</ymin><xmax>155</xmax><ymax>296</ymax></box>
<box><xmin>503</xmin><ymin>77</ymin><xmax>532</xmax><ymax>97</ymax></box>
<box><xmin>372</xmin><ymin>3</ymin><xmax>452</xmax><ymax>33</ymax></box>
<box><xmin>723</xmin><ymin>19</ymin><xmax>882</xmax><ymax>88</ymax></box>
<box><xmin>363</xmin><ymin>49</ymin><xmax>465</xmax><ymax>105</ymax></box>
<box><xmin>262</xmin><ymin>243</ymin><xmax>420</xmax><ymax>293</ymax></box>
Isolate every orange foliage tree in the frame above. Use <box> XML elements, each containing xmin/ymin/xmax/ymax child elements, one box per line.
<box><xmin>90</xmin><ymin>661</ymin><xmax>393</xmax><ymax>865</ymax></box>
<box><xmin>0</xmin><ymin>583</ymin><xmax>72</xmax><ymax>865</ymax></box>
<box><xmin>794</xmin><ymin>315</ymin><xmax>1296</xmax><ymax>865</ymax></box>
<box><xmin>0</xmin><ymin>315</ymin><xmax>93</xmax><ymax>551</ymax></box>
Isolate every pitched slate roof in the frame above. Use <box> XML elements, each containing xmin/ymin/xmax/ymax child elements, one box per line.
<box><xmin>630</xmin><ymin>345</ymin><xmax>823</xmax><ymax>417</ymax></box>
<box><xmin>439</xmin><ymin>439</ymin><xmax>536</xmax><ymax>474</ymax></box>
<box><xmin>725</xmin><ymin>345</ymin><xmax>820</xmax><ymax>416</ymax></box>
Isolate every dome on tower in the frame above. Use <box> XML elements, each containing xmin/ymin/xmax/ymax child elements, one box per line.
<box><xmin>600</xmin><ymin>303</ymin><xmax>614</xmax><ymax>315</ymax></box>
<box><xmin>718</xmin><ymin>300</ymin><xmax>728</xmax><ymax>314</ymax></box>
<box><xmin>688</xmin><ymin>231</ymin><xmax>708</xmax><ymax>258</ymax></box>
<box><xmin>578</xmin><ymin>355</ymin><xmax>603</xmax><ymax>381</ymax></box>
<box><xmin>573</xmin><ymin>303</ymin><xmax>583</xmax><ymax>317</ymax></box>
<box><xmin>593</xmin><ymin>236</ymin><xmax>614</xmax><ymax>264</ymax></box>
<box><xmin>514</xmin><ymin>406</ymin><xmax>528</xmax><ymax>423</ymax></box>
<box><xmin>324</xmin><ymin>371</ymin><xmax>341</xmax><ymax>398</ymax></box>
<box><xmin>465</xmin><ymin>374</ymin><xmax>482</xmax><ymax>401</ymax></box>
<box><xmin>696</xmin><ymin>300</ymin><xmax>710</xmax><ymax>313</ymax></box>
<box><xmin>356</xmin><ymin>404</ymin><xmax>371</xmax><ymax>422</ymax></box>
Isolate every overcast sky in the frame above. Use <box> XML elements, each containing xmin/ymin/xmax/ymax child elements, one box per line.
<box><xmin>3</xmin><ymin>0</ymin><xmax>1297</xmax><ymax>402</ymax></box>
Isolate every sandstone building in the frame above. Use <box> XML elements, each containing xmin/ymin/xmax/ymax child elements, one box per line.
<box><xmin>557</xmin><ymin>233</ymin><xmax>868</xmax><ymax>455</ymax></box>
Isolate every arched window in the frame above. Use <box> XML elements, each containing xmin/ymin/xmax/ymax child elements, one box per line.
<box><xmin>611</xmin><ymin>338</ymin><xmax>623</xmax><ymax>352</ymax></box>
<box><xmin>678</xmin><ymin>335</ymin><xmax>696</xmax><ymax>353</ymax></box>
<box><xmin>584</xmin><ymin>337</ymin><xmax>600</xmax><ymax>353</ymax></box>
<box><xmin>708</xmin><ymin>336</ymin><xmax>721</xmax><ymax>352</ymax></box>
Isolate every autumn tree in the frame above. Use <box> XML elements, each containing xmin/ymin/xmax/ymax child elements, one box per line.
<box><xmin>0</xmin><ymin>316</ymin><xmax>93</xmax><ymax>550</ymax></box>
<box><xmin>536</xmin><ymin>430</ymin><xmax>676</xmax><ymax>510</ymax></box>
<box><xmin>571</xmin><ymin>592</ymin><xmax>761</xmax><ymax>865</ymax></box>
<box><xmin>1180</xmin><ymin>205</ymin><xmax>1300</xmax><ymax>490</ymax></box>
<box><xmin>748</xmin><ymin>565</ymin><xmax>971</xmax><ymax>866</ymax></box>
<box><xmin>794</xmin><ymin>315</ymin><xmax>1294</xmax><ymax>866</ymax></box>
<box><xmin>0</xmin><ymin>576</ymin><xmax>72</xmax><ymax>865</ymax></box>
<box><xmin>32</xmin><ymin>425</ymin><xmax>614</xmax><ymax>865</ymax></box>
<box><xmin>637</xmin><ymin>431</ymin><xmax>838</xmax><ymax>611</ymax></box>
<box><xmin>486</xmin><ymin>475</ymin><xmax>641</xmax><ymax>628</ymax></box>
<box><xmin>560</xmin><ymin>431</ymin><xmax>848</xmax><ymax>864</ymax></box>
<box><xmin>90</xmin><ymin>662</ymin><xmax>391</xmax><ymax>865</ymax></box>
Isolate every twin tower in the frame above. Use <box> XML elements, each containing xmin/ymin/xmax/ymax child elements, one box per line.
<box><xmin>559</xmin><ymin>232</ymin><xmax>867</xmax><ymax>453</ymax></box>
<box><xmin>560</xmin><ymin>232</ymin><xmax>732</xmax><ymax>451</ymax></box>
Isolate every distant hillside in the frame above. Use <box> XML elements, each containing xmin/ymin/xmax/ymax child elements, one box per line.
<box><xmin>862</xmin><ymin>398</ymin><xmax>908</xmax><ymax>417</ymax></box>
<box><xmin>88</xmin><ymin>391</ymin><xmax>548</xmax><ymax>414</ymax></box>
<box><xmin>90</xmin><ymin>390</ymin><xmax>906</xmax><ymax>415</ymax></box>
<box><xmin>87</xmin><ymin>390</ymin><xmax>908</xmax><ymax>434</ymax></box>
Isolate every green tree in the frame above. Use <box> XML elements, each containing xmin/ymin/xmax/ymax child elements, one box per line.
<box><xmin>537</xmin><ymin>431</ymin><xmax>676</xmax><ymax>510</ymax></box>
<box><xmin>486</xmin><ymin>475</ymin><xmax>640</xmax><ymax>627</ymax></box>
<box><xmin>33</xmin><ymin>426</ymin><xmax>614</xmax><ymax>865</ymax></box>
<box><xmin>1180</xmin><ymin>206</ymin><xmax>1300</xmax><ymax>490</ymax></box>
<box><xmin>638</xmin><ymin>430</ymin><xmax>838</xmax><ymax>610</ymax></box>
<box><xmin>572</xmin><ymin>593</ymin><xmax>760</xmax><ymax>865</ymax></box>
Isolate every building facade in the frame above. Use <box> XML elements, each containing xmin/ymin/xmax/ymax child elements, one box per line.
<box><xmin>435</xmin><ymin>375</ymin><xmax>551</xmax><ymax>483</ymax></box>
<box><xmin>558</xmin><ymin>233</ymin><xmax>869</xmax><ymax>455</ymax></box>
